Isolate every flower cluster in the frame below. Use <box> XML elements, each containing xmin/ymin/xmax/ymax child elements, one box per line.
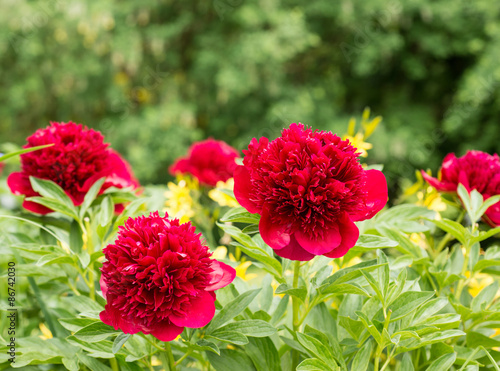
<box><xmin>7</xmin><ymin>122</ymin><xmax>138</xmax><ymax>214</ymax></box>
<box><xmin>99</xmin><ymin>212</ymin><xmax>235</xmax><ymax>341</ymax></box>
<box><xmin>234</xmin><ymin>123</ymin><xmax>388</xmax><ymax>261</ymax></box>
<box><xmin>422</xmin><ymin>150</ymin><xmax>500</xmax><ymax>226</ymax></box>
<box><xmin>170</xmin><ymin>139</ymin><xmax>240</xmax><ymax>187</ymax></box>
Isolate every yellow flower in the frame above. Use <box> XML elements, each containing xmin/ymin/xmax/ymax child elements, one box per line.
<box><xmin>467</xmin><ymin>272</ymin><xmax>496</xmax><ymax>298</ymax></box>
<box><xmin>343</xmin><ymin>108</ymin><xmax>382</xmax><ymax>158</ymax></box>
<box><xmin>164</xmin><ymin>177</ymin><xmax>197</xmax><ymax>223</ymax></box>
<box><xmin>343</xmin><ymin>133</ymin><xmax>373</xmax><ymax>158</ymax></box>
<box><xmin>39</xmin><ymin>323</ymin><xmax>53</xmax><ymax>340</ymax></box>
<box><xmin>209</xmin><ymin>178</ymin><xmax>239</xmax><ymax>207</ymax></box>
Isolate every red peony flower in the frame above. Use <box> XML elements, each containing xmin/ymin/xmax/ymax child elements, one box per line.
<box><xmin>99</xmin><ymin>212</ymin><xmax>235</xmax><ymax>341</ymax></box>
<box><xmin>7</xmin><ymin>122</ymin><xmax>139</xmax><ymax>214</ymax></box>
<box><xmin>170</xmin><ymin>139</ymin><xmax>240</xmax><ymax>187</ymax></box>
<box><xmin>234</xmin><ymin>123</ymin><xmax>388</xmax><ymax>261</ymax></box>
<box><xmin>422</xmin><ymin>150</ymin><xmax>500</xmax><ymax>226</ymax></box>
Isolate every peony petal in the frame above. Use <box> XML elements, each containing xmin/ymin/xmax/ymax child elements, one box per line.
<box><xmin>205</xmin><ymin>260</ymin><xmax>236</xmax><ymax>291</ymax></box>
<box><xmin>22</xmin><ymin>200</ymin><xmax>53</xmax><ymax>214</ymax></box>
<box><xmin>169</xmin><ymin>291</ymin><xmax>215</xmax><ymax>328</ymax></box>
<box><xmin>295</xmin><ymin>225</ymin><xmax>341</xmax><ymax>256</ymax></box>
<box><xmin>100</xmin><ymin>304</ymin><xmax>142</xmax><ymax>335</ymax></box>
<box><xmin>259</xmin><ymin>205</ymin><xmax>290</xmax><ymax>249</ymax></box>
<box><xmin>484</xmin><ymin>202</ymin><xmax>500</xmax><ymax>227</ymax></box>
<box><xmin>421</xmin><ymin>170</ymin><xmax>456</xmax><ymax>193</ymax></box>
<box><xmin>100</xmin><ymin>275</ymin><xmax>108</xmax><ymax>298</ymax></box>
<box><xmin>233</xmin><ymin>165</ymin><xmax>260</xmax><ymax>214</ymax></box>
<box><xmin>351</xmin><ymin>169</ymin><xmax>388</xmax><ymax>221</ymax></box>
<box><xmin>149</xmin><ymin>321</ymin><xmax>184</xmax><ymax>342</ymax></box>
<box><xmin>324</xmin><ymin>214</ymin><xmax>360</xmax><ymax>258</ymax></box>
<box><xmin>7</xmin><ymin>172</ymin><xmax>35</xmax><ymax>196</ymax></box>
<box><xmin>273</xmin><ymin>235</ymin><xmax>315</xmax><ymax>261</ymax></box>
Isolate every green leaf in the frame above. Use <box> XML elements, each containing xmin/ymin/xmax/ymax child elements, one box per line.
<box><xmin>36</xmin><ymin>253</ymin><xmax>74</xmax><ymax>266</ymax></box>
<box><xmin>476</xmin><ymin>196</ymin><xmax>500</xmax><ymax>221</ymax></box>
<box><xmin>354</xmin><ymin>234</ymin><xmax>399</xmax><ymax>249</ymax></box>
<box><xmin>466</xmin><ymin>332</ymin><xmax>500</xmax><ymax>348</ymax></box>
<box><xmin>474</xmin><ymin>258</ymin><xmax>500</xmax><ymax>272</ymax></box>
<box><xmin>470</xmin><ymin>227</ymin><xmax>500</xmax><ymax>245</ymax></box>
<box><xmin>244</xmin><ymin>337</ymin><xmax>282</xmax><ymax>371</ymax></box>
<box><xmin>215</xmin><ymin>320</ymin><xmax>277</xmax><ymax>337</ymax></box>
<box><xmin>356</xmin><ymin>312</ymin><xmax>382</xmax><ymax>345</ymax></box>
<box><xmin>29</xmin><ymin>176</ymin><xmax>76</xmax><ymax>207</ymax></box>
<box><xmin>412</xmin><ymin>298</ymin><xmax>449</xmax><ymax>324</ymax></box>
<box><xmin>27</xmin><ymin>196</ymin><xmax>80</xmax><ymax>220</ymax></box>
<box><xmin>296</xmin><ymin>358</ymin><xmax>333</xmax><ymax>371</ymax></box>
<box><xmin>320</xmin><ymin>283</ymin><xmax>370</xmax><ymax>297</ymax></box>
<box><xmin>428</xmin><ymin>218</ymin><xmax>469</xmax><ymax>246</ymax></box>
<box><xmin>400</xmin><ymin>353</ymin><xmax>415</xmax><ymax>371</ymax></box>
<box><xmin>0</xmin><ymin>144</ymin><xmax>54</xmax><ymax>162</ymax></box>
<box><xmin>206</xmin><ymin>349</ymin><xmax>257</xmax><ymax>371</ymax></box>
<box><xmin>112</xmin><ymin>333</ymin><xmax>131</xmax><ymax>354</ymax></box>
<box><xmin>73</xmin><ymin>322</ymin><xmax>118</xmax><ymax>343</ymax></box>
<box><xmin>98</xmin><ymin>196</ymin><xmax>114</xmax><ymax>227</ymax></box>
<box><xmin>396</xmin><ymin>330</ymin><xmax>465</xmax><ymax>354</ymax></box>
<box><xmin>59</xmin><ymin>318</ymin><xmax>100</xmax><ymax>332</ymax></box>
<box><xmin>388</xmin><ymin>291</ymin><xmax>435</xmax><ymax>321</ymax></box>
<box><xmin>296</xmin><ymin>333</ymin><xmax>337</xmax><ymax>366</ymax></box>
<box><xmin>361</xmin><ymin>270</ymin><xmax>384</xmax><ymax>302</ymax></box>
<box><xmin>192</xmin><ymin>339</ymin><xmax>220</xmax><ymax>355</ymax></box>
<box><xmin>221</xmin><ymin>207</ymin><xmax>260</xmax><ymax>224</ymax></box>
<box><xmin>471</xmin><ymin>281</ymin><xmax>498</xmax><ymax>312</ymax></box>
<box><xmin>206</xmin><ymin>289</ymin><xmax>261</xmax><ymax>333</ymax></box>
<box><xmin>77</xmin><ymin>352</ymin><xmax>112</xmax><ymax>371</ymax></box>
<box><xmin>426</xmin><ymin>353</ymin><xmax>456</xmax><ymax>371</ymax></box>
<box><xmin>275</xmin><ymin>283</ymin><xmax>307</xmax><ymax>302</ymax></box>
<box><xmin>80</xmin><ymin>177</ymin><xmax>106</xmax><ymax>218</ymax></box>
<box><xmin>70</xmin><ymin>219</ymin><xmax>83</xmax><ymax>254</ymax></box>
<box><xmin>207</xmin><ymin>331</ymin><xmax>249</xmax><ymax>345</ymax></box>
<box><xmin>351</xmin><ymin>339</ymin><xmax>373</xmax><ymax>371</ymax></box>
<box><xmin>319</xmin><ymin>259</ymin><xmax>381</xmax><ymax>287</ymax></box>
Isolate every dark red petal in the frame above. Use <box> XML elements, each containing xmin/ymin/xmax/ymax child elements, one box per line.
<box><xmin>169</xmin><ymin>158</ymin><xmax>190</xmax><ymax>175</ymax></box>
<box><xmin>259</xmin><ymin>205</ymin><xmax>290</xmax><ymax>249</ymax></box>
<box><xmin>204</xmin><ymin>261</ymin><xmax>236</xmax><ymax>291</ymax></box>
<box><xmin>324</xmin><ymin>214</ymin><xmax>359</xmax><ymax>258</ymax></box>
<box><xmin>351</xmin><ymin>169</ymin><xmax>388</xmax><ymax>221</ymax></box>
<box><xmin>421</xmin><ymin>170</ymin><xmax>456</xmax><ymax>192</ymax></box>
<box><xmin>484</xmin><ymin>203</ymin><xmax>500</xmax><ymax>227</ymax></box>
<box><xmin>7</xmin><ymin>172</ymin><xmax>34</xmax><ymax>196</ymax></box>
<box><xmin>169</xmin><ymin>291</ymin><xmax>215</xmax><ymax>328</ymax></box>
<box><xmin>233</xmin><ymin>165</ymin><xmax>260</xmax><ymax>214</ymax></box>
<box><xmin>273</xmin><ymin>235</ymin><xmax>315</xmax><ymax>261</ymax></box>
<box><xmin>149</xmin><ymin>321</ymin><xmax>184</xmax><ymax>342</ymax></box>
<box><xmin>100</xmin><ymin>275</ymin><xmax>108</xmax><ymax>298</ymax></box>
<box><xmin>100</xmin><ymin>305</ymin><xmax>141</xmax><ymax>335</ymax></box>
<box><xmin>295</xmin><ymin>225</ymin><xmax>341</xmax><ymax>256</ymax></box>
<box><xmin>22</xmin><ymin>200</ymin><xmax>53</xmax><ymax>215</ymax></box>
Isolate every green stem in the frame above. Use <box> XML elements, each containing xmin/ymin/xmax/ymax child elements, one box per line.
<box><xmin>374</xmin><ymin>309</ymin><xmax>392</xmax><ymax>371</ymax></box>
<box><xmin>175</xmin><ymin>348</ymin><xmax>193</xmax><ymax>366</ymax></box>
<box><xmin>164</xmin><ymin>342</ymin><xmax>176</xmax><ymax>371</ymax></box>
<box><xmin>291</xmin><ymin>260</ymin><xmax>301</xmax><ymax>370</ymax></box>
<box><xmin>85</xmin><ymin>220</ymin><xmax>95</xmax><ymax>301</ymax></box>
<box><xmin>109</xmin><ymin>358</ymin><xmax>119</xmax><ymax>371</ymax></box>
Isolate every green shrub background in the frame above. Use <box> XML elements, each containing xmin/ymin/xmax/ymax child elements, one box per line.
<box><xmin>1</xmin><ymin>0</ymin><xmax>500</xmax><ymax>188</ymax></box>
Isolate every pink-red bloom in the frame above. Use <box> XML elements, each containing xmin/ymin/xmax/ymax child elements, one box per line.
<box><xmin>422</xmin><ymin>150</ymin><xmax>500</xmax><ymax>226</ymax></box>
<box><xmin>170</xmin><ymin>139</ymin><xmax>239</xmax><ymax>187</ymax></box>
<box><xmin>99</xmin><ymin>212</ymin><xmax>236</xmax><ymax>341</ymax></box>
<box><xmin>7</xmin><ymin>122</ymin><xmax>138</xmax><ymax>214</ymax></box>
<box><xmin>234</xmin><ymin>123</ymin><xmax>388</xmax><ymax>261</ymax></box>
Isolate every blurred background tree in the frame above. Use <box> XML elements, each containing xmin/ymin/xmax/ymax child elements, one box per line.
<box><xmin>1</xmin><ymin>0</ymin><xmax>499</xmax><ymax>197</ymax></box>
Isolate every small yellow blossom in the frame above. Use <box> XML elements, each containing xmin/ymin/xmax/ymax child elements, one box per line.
<box><xmin>343</xmin><ymin>108</ymin><xmax>382</xmax><ymax>158</ymax></box>
<box><xmin>344</xmin><ymin>133</ymin><xmax>373</xmax><ymax>158</ymax></box>
<box><xmin>164</xmin><ymin>177</ymin><xmax>197</xmax><ymax>223</ymax></box>
<box><xmin>208</xmin><ymin>178</ymin><xmax>239</xmax><ymax>208</ymax></box>
<box><xmin>39</xmin><ymin>323</ymin><xmax>53</xmax><ymax>340</ymax></box>
<box><xmin>467</xmin><ymin>272</ymin><xmax>496</xmax><ymax>298</ymax></box>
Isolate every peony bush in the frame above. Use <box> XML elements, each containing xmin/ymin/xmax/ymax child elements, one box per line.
<box><xmin>1</xmin><ymin>114</ymin><xmax>500</xmax><ymax>371</ymax></box>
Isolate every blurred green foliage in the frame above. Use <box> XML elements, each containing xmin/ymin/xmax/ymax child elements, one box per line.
<box><xmin>1</xmin><ymin>0</ymin><xmax>500</xmax><ymax>189</ymax></box>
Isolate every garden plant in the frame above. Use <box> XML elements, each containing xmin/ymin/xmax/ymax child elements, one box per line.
<box><xmin>1</xmin><ymin>114</ymin><xmax>500</xmax><ymax>371</ymax></box>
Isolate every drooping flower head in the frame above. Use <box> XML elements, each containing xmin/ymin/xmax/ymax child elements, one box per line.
<box><xmin>170</xmin><ymin>139</ymin><xmax>240</xmax><ymax>187</ymax></box>
<box><xmin>99</xmin><ymin>212</ymin><xmax>236</xmax><ymax>341</ymax></box>
<box><xmin>422</xmin><ymin>150</ymin><xmax>500</xmax><ymax>226</ymax></box>
<box><xmin>7</xmin><ymin>122</ymin><xmax>139</xmax><ymax>214</ymax></box>
<box><xmin>234</xmin><ymin>123</ymin><xmax>388</xmax><ymax>261</ymax></box>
